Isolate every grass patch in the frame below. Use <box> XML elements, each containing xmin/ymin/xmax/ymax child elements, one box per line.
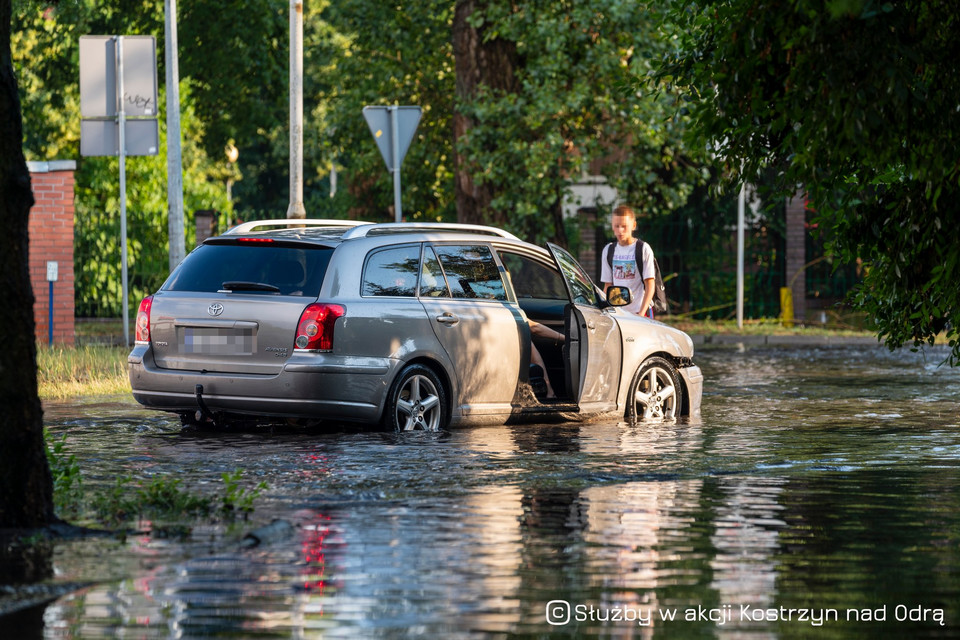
<box><xmin>661</xmin><ymin>317</ymin><xmax>875</xmax><ymax>337</ymax></box>
<box><xmin>45</xmin><ymin>429</ymin><xmax>267</xmax><ymax>527</ymax></box>
<box><xmin>90</xmin><ymin>471</ymin><xmax>267</xmax><ymax>527</ymax></box>
<box><xmin>661</xmin><ymin>316</ymin><xmax>954</xmax><ymax>346</ymax></box>
<box><xmin>37</xmin><ymin>343</ymin><xmax>130</xmax><ymax>399</ymax></box>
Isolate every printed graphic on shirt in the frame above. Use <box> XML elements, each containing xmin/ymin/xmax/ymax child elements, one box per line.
<box><xmin>612</xmin><ymin>255</ymin><xmax>637</xmax><ymax>281</ymax></box>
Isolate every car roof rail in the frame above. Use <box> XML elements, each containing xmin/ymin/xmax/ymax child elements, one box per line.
<box><xmin>340</xmin><ymin>222</ymin><xmax>520</xmax><ymax>241</ymax></box>
<box><xmin>225</xmin><ymin>219</ymin><xmax>371</xmax><ymax>235</ymax></box>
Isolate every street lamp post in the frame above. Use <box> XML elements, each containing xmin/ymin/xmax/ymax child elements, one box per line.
<box><xmin>225</xmin><ymin>142</ymin><xmax>238</xmax><ymax>227</ymax></box>
<box><xmin>287</xmin><ymin>0</ymin><xmax>306</xmax><ymax>219</ymax></box>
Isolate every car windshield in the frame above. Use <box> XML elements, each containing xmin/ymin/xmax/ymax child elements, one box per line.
<box><xmin>162</xmin><ymin>244</ymin><xmax>333</xmax><ymax>297</ymax></box>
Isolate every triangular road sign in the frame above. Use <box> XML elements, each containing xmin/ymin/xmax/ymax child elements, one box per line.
<box><xmin>362</xmin><ymin>105</ymin><xmax>422</xmax><ymax>172</ymax></box>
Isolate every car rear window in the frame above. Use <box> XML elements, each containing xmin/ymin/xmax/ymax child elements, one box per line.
<box><xmin>162</xmin><ymin>244</ymin><xmax>332</xmax><ymax>296</ymax></box>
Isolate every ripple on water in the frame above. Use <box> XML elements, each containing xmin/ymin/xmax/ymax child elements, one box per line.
<box><xmin>31</xmin><ymin>346</ymin><xmax>960</xmax><ymax>637</ymax></box>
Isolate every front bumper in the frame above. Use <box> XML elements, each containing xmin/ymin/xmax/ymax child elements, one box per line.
<box><xmin>678</xmin><ymin>363</ymin><xmax>704</xmax><ymax>419</ymax></box>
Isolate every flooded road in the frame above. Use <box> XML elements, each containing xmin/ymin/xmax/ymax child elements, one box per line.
<box><xmin>25</xmin><ymin>345</ymin><xmax>960</xmax><ymax>637</ymax></box>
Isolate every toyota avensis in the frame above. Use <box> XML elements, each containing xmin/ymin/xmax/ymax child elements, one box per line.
<box><xmin>129</xmin><ymin>220</ymin><xmax>703</xmax><ymax>430</ymax></box>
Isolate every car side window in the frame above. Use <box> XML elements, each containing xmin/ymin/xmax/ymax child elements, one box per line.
<box><xmin>499</xmin><ymin>252</ymin><xmax>568</xmax><ymax>300</ymax></box>
<box><xmin>419</xmin><ymin>247</ymin><xmax>450</xmax><ymax>297</ymax></box>
<box><xmin>433</xmin><ymin>245</ymin><xmax>507</xmax><ymax>301</ymax></box>
<box><xmin>361</xmin><ymin>245</ymin><xmax>420</xmax><ymax>297</ymax></box>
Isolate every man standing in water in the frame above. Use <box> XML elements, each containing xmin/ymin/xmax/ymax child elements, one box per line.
<box><xmin>600</xmin><ymin>204</ymin><xmax>657</xmax><ymax>318</ymax></box>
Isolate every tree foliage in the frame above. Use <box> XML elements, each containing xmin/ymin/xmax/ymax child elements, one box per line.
<box><xmin>314</xmin><ymin>1</ymin><xmax>708</xmax><ymax>243</ymax></box>
<box><xmin>14</xmin><ymin>1</ymin><xmax>230</xmax><ymax>315</ymax></box>
<box><xmin>15</xmin><ymin>0</ymin><xmax>719</xmax><ymax>314</ymax></box>
<box><xmin>452</xmin><ymin>0</ymin><xmax>707</xmax><ymax>244</ymax></box>
<box><xmin>310</xmin><ymin>0</ymin><xmax>457</xmax><ymax>222</ymax></box>
<box><xmin>656</xmin><ymin>0</ymin><xmax>960</xmax><ymax>362</ymax></box>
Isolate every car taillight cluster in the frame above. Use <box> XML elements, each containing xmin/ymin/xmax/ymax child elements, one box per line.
<box><xmin>295</xmin><ymin>303</ymin><xmax>345</xmax><ymax>351</ymax></box>
<box><xmin>135</xmin><ymin>295</ymin><xmax>153</xmax><ymax>344</ymax></box>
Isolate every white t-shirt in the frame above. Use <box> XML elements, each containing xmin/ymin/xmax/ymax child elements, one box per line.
<box><xmin>600</xmin><ymin>240</ymin><xmax>656</xmax><ymax>315</ymax></box>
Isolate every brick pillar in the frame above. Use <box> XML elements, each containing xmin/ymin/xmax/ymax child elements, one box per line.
<box><xmin>785</xmin><ymin>191</ymin><xmax>807</xmax><ymax>325</ymax></box>
<box><xmin>28</xmin><ymin>161</ymin><xmax>76</xmax><ymax>346</ymax></box>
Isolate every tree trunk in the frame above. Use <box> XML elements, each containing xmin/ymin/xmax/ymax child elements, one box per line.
<box><xmin>452</xmin><ymin>0</ymin><xmax>518</xmax><ymax>227</ymax></box>
<box><xmin>0</xmin><ymin>0</ymin><xmax>56</xmax><ymax>529</ymax></box>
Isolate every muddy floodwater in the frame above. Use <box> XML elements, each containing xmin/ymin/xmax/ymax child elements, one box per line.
<box><xmin>14</xmin><ymin>345</ymin><xmax>960</xmax><ymax>637</ymax></box>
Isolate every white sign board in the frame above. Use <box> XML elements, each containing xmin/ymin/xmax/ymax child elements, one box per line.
<box><xmin>46</xmin><ymin>261</ymin><xmax>59</xmax><ymax>282</ymax></box>
<box><xmin>80</xmin><ymin>35</ymin><xmax>158</xmax><ymax>118</ymax></box>
<box><xmin>80</xmin><ymin>119</ymin><xmax>159</xmax><ymax>157</ymax></box>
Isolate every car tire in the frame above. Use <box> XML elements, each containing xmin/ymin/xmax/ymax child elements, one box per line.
<box><xmin>383</xmin><ymin>364</ymin><xmax>447</xmax><ymax>431</ymax></box>
<box><xmin>628</xmin><ymin>356</ymin><xmax>684</xmax><ymax>422</ymax></box>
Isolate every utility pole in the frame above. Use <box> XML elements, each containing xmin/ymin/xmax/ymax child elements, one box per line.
<box><xmin>287</xmin><ymin>0</ymin><xmax>306</xmax><ymax>219</ymax></box>
<box><xmin>737</xmin><ymin>183</ymin><xmax>745</xmax><ymax>329</ymax></box>
<box><xmin>165</xmin><ymin>0</ymin><xmax>185</xmax><ymax>267</ymax></box>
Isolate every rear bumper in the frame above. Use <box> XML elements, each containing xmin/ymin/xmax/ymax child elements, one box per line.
<box><xmin>128</xmin><ymin>345</ymin><xmax>398</xmax><ymax>424</ymax></box>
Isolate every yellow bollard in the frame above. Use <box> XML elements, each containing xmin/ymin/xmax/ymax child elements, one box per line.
<box><xmin>780</xmin><ymin>287</ymin><xmax>794</xmax><ymax>328</ymax></box>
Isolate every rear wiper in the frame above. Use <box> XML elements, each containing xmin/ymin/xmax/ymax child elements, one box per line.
<box><xmin>221</xmin><ymin>281</ymin><xmax>281</xmax><ymax>293</ymax></box>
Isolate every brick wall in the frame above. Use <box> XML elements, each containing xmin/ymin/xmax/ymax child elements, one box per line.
<box><xmin>28</xmin><ymin>161</ymin><xmax>76</xmax><ymax>346</ymax></box>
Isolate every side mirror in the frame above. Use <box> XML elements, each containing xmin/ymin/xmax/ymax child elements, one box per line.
<box><xmin>606</xmin><ymin>286</ymin><xmax>631</xmax><ymax>307</ymax></box>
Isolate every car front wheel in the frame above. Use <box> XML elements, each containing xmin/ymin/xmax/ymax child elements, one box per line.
<box><xmin>384</xmin><ymin>364</ymin><xmax>447</xmax><ymax>431</ymax></box>
<box><xmin>629</xmin><ymin>356</ymin><xmax>683</xmax><ymax>422</ymax></box>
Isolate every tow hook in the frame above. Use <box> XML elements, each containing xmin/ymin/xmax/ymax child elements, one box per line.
<box><xmin>195</xmin><ymin>384</ymin><xmax>218</xmax><ymax>425</ymax></box>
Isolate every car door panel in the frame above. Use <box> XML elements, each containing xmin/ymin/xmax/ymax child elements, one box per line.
<box><xmin>548</xmin><ymin>243</ymin><xmax>622</xmax><ymax>411</ymax></box>
<box><xmin>420</xmin><ymin>244</ymin><xmax>523</xmax><ymax>414</ymax></box>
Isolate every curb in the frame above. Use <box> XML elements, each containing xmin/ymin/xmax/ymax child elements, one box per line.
<box><xmin>691</xmin><ymin>334</ymin><xmax>883</xmax><ymax>348</ymax></box>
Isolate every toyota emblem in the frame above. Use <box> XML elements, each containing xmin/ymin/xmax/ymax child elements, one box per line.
<box><xmin>207</xmin><ymin>302</ymin><xmax>224</xmax><ymax>317</ymax></box>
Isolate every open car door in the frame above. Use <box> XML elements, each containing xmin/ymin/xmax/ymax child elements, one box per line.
<box><xmin>547</xmin><ymin>243</ymin><xmax>622</xmax><ymax>413</ymax></box>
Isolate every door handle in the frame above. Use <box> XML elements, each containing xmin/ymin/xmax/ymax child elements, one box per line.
<box><xmin>586</xmin><ymin>321</ymin><xmax>596</xmax><ymax>331</ymax></box>
<box><xmin>436</xmin><ymin>313</ymin><xmax>460</xmax><ymax>326</ymax></box>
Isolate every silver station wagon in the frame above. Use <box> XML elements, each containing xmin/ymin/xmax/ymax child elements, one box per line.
<box><xmin>129</xmin><ymin>220</ymin><xmax>703</xmax><ymax>430</ymax></box>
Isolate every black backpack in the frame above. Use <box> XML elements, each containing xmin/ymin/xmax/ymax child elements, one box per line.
<box><xmin>604</xmin><ymin>240</ymin><xmax>668</xmax><ymax>314</ymax></box>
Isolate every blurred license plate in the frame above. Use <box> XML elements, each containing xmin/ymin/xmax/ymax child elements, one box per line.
<box><xmin>181</xmin><ymin>327</ymin><xmax>256</xmax><ymax>355</ymax></box>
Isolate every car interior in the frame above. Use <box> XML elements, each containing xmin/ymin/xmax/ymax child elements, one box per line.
<box><xmin>498</xmin><ymin>251</ymin><xmax>572</xmax><ymax>400</ymax></box>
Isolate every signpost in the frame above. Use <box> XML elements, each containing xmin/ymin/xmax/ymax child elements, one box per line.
<box><xmin>362</xmin><ymin>105</ymin><xmax>421</xmax><ymax>222</ymax></box>
<box><xmin>46</xmin><ymin>261</ymin><xmax>58</xmax><ymax>345</ymax></box>
<box><xmin>80</xmin><ymin>35</ymin><xmax>158</xmax><ymax>346</ymax></box>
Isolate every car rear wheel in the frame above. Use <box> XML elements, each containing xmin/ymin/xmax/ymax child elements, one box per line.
<box><xmin>384</xmin><ymin>364</ymin><xmax>447</xmax><ymax>431</ymax></box>
<box><xmin>629</xmin><ymin>356</ymin><xmax>683</xmax><ymax>422</ymax></box>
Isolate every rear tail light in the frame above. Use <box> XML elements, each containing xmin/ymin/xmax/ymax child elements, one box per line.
<box><xmin>295</xmin><ymin>303</ymin><xmax>345</xmax><ymax>351</ymax></box>
<box><xmin>236</xmin><ymin>237</ymin><xmax>275</xmax><ymax>244</ymax></box>
<box><xmin>135</xmin><ymin>295</ymin><xmax>153</xmax><ymax>344</ymax></box>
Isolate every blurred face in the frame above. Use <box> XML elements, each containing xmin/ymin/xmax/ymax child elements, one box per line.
<box><xmin>611</xmin><ymin>213</ymin><xmax>636</xmax><ymax>245</ymax></box>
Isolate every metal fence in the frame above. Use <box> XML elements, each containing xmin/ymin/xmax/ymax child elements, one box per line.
<box><xmin>74</xmin><ymin>213</ymin><xmax>201</xmax><ymax>320</ymax></box>
<box><xmin>581</xmin><ymin>201</ymin><xmax>792</xmax><ymax>320</ymax></box>
<box><xmin>74</xmin><ymin>210</ymin><xmax>858</xmax><ymax>325</ymax></box>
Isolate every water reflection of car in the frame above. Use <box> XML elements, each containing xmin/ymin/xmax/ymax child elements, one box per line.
<box><xmin>129</xmin><ymin>220</ymin><xmax>703</xmax><ymax>430</ymax></box>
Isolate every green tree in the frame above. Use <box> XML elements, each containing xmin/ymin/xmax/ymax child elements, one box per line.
<box><xmin>13</xmin><ymin>1</ymin><xmax>231</xmax><ymax>316</ymax></box>
<box><xmin>73</xmin><ymin>83</ymin><xmax>231</xmax><ymax>316</ymax></box>
<box><xmin>311</xmin><ymin>0</ymin><xmax>457</xmax><ymax>222</ymax></box>
<box><xmin>314</xmin><ymin>1</ymin><xmax>707</xmax><ymax>244</ymax></box>
<box><xmin>452</xmin><ymin>0</ymin><xmax>706</xmax><ymax>244</ymax></box>
<box><xmin>656</xmin><ymin>0</ymin><xmax>960</xmax><ymax>362</ymax></box>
